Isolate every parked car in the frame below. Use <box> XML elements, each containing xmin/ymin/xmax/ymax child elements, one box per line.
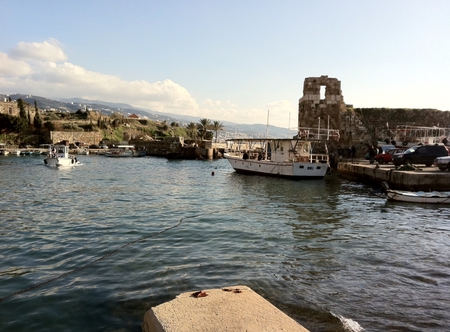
<box><xmin>433</xmin><ymin>156</ymin><xmax>450</xmax><ymax>171</ymax></box>
<box><xmin>375</xmin><ymin>148</ymin><xmax>406</xmax><ymax>164</ymax></box>
<box><xmin>392</xmin><ymin>144</ymin><xmax>449</xmax><ymax>167</ymax></box>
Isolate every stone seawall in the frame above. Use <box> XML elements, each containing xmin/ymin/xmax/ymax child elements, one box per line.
<box><xmin>338</xmin><ymin>161</ymin><xmax>450</xmax><ymax>191</ymax></box>
<box><xmin>49</xmin><ymin>131</ymin><xmax>101</xmax><ymax>145</ymax></box>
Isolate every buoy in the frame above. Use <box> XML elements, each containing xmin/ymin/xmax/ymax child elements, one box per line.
<box><xmin>211</xmin><ymin>171</ymin><xmax>215</xmax><ymax>176</ymax></box>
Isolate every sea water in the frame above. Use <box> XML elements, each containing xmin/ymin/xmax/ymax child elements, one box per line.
<box><xmin>1</xmin><ymin>155</ymin><xmax>449</xmax><ymax>331</ymax></box>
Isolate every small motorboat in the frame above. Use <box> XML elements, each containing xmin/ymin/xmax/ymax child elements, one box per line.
<box><xmin>381</xmin><ymin>182</ymin><xmax>450</xmax><ymax>204</ymax></box>
<box><xmin>44</xmin><ymin>145</ymin><xmax>82</xmax><ymax>167</ymax></box>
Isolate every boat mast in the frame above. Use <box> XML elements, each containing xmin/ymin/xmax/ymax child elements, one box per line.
<box><xmin>327</xmin><ymin>115</ymin><xmax>330</xmax><ymax>140</ymax></box>
<box><xmin>265</xmin><ymin>110</ymin><xmax>269</xmax><ymax>137</ymax></box>
<box><xmin>318</xmin><ymin>117</ymin><xmax>321</xmax><ymax>140</ymax></box>
<box><xmin>287</xmin><ymin>112</ymin><xmax>291</xmax><ymax>138</ymax></box>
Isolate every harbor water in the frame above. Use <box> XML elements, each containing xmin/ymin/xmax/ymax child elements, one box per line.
<box><xmin>1</xmin><ymin>155</ymin><xmax>449</xmax><ymax>332</ymax></box>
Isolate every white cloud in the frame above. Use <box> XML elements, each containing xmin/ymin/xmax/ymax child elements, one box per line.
<box><xmin>0</xmin><ymin>39</ymin><xmax>291</xmax><ymax>127</ymax></box>
<box><xmin>9</xmin><ymin>38</ymin><xmax>67</xmax><ymax>62</ymax></box>
<box><xmin>0</xmin><ymin>52</ymin><xmax>32</xmax><ymax>76</ymax></box>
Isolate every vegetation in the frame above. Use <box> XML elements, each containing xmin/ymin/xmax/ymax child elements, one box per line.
<box><xmin>211</xmin><ymin>121</ymin><xmax>224</xmax><ymax>143</ymax></box>
<box><xmin>0</xmin><ymin>98</ymin><xmax>225</xmax><ymax>147</ymax></box>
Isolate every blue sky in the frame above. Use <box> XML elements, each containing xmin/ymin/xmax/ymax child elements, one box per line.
<box><xmin>1</xmin><ymin>0</ymin><xmax>449</xmax><ymax>127</ymax></box>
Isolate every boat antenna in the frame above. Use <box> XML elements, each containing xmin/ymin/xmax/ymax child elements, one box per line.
<box><xmin>287</xmin><ymin>112</ymin><xmax>291</xmax><ymax>138</ymax></box>
<box><xmin>265</xmin><ymin>110</ymin><xmax>269</xmax><ymax>137</ymax></box>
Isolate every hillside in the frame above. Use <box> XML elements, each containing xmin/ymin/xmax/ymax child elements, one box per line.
<box><xmin>1</xmin><ymin>93</ymin><xmax>289</xmax><ymax>138</ymax></box>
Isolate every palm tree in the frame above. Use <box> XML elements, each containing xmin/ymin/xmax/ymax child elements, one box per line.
<box><xmin>186</xmin><ymin>122</ymin><xmax>198</xmax><ymax>140</ymax></box>
<box><xmin>197</xmin><ymin>118</ymin><xmax>212</xmax><ymax>141</ymax></box>
<box><xmin>211</xmin><ymin>121</ymin><xmax>224</xmax><ymax>143</ymax></box>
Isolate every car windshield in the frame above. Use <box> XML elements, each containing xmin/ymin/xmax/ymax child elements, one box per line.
<box><xmin>404</xmin><ymin>147</ymin><xmax>416</xmax><ymax>154</ymax></box>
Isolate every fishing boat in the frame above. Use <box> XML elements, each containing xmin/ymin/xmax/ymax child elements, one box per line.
<box><xmin>385</xmin><ymin>125</ymin><xmax>449</xmax><ymax>148</ymax></box>
<box><xmin>105</xmin><ymin>145</ymin><xmax>136</xmax><ymax>157</ymax></box>
<box><xmin>44</xmin><ymin>145</ymin><xmax>81</xmax><ymax>167</ymax></box>
<box><xmin>0</xmin><ymin>148</ymin><xmax>9</xmax><ymax>156</ymax></box>
<box><xmin>381</xmin><ymin>182</ymin><xmax>450</xmax><ymax>204</ymax></box>
<box><xmin>77</xmin><ymin>148</ymin><xmax>90</xmax><ymax>155</ymax></box>
<box><xmin>224</xmin><ymin>127</ymin><xmax>338</xmax><ymax>179</ymax></box>
<box><xmin>20</xmin><ymin>150</ymin><xmax>35</xmax><ymax>156</ymax></box>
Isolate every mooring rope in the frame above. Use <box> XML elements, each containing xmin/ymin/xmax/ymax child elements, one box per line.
<box><xmin>0</xmin><ymin>214</ymin><xmax>201</xmax><ymax>303</ymax></box>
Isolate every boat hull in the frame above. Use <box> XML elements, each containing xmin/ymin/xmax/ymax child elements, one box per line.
<box><xmin>44</xmin><ymin>157</ymin><xmax>80</xmax><ymax>167</ymax></box>
<box><xmin>225</xmin><ymin>155</ymin><xmax>329</xmax><ymax>179</ymax></box>
<box><xmin>386</xmin><ymin>190</ymin><xmax>450</xmax><ymax>204</ymax></box>
<box><xmin>382</xmin><ymin>181</ymin><xmax>450</xmax><ymax>203</ymax></box>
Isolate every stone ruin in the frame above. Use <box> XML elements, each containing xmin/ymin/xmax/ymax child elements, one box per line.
<box><xmin>298</xmin><ymin>75</ymin><xmax>346</xmax><ymax>132</ymax></box>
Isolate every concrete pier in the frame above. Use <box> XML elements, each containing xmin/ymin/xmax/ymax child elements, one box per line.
<box><xmin>337</xmin><ymin>160</ymin><xmax>450</xmax><ymax>191</ymax></box>
<box><xmin>142</xmin><ymin>285</ymin><xmax>309</xmax><ymax>332</ymax></box>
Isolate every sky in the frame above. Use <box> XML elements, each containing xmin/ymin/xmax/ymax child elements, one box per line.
<box><xmin>1</xmin><ymin>0</ymin><xmax>449</xmax><ymax>128</ymax></box>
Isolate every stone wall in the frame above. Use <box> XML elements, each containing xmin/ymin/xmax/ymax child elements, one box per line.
<box><xmin>298</xmin><ymin>75</ymin><xmax>345</xmax><ymax>132</ymax></box>
<box><xmin>49</xmin><ymin>131</ymin><xmax>102</xmax><ymax>145</ymax></box>
<box><xmin>0</xmin><ymin>101</ymin><xmax>20</xmax><ymax>116</ymax></box>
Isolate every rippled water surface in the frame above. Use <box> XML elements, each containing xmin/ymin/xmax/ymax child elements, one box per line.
<box><xmin>1</xmin><ymin>155</ymin><xmax>449</xmax><ymax>331</ymax></box>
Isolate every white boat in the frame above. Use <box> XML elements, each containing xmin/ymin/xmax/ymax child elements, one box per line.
<box><xmin>388</xmin><ymin>125</ymin><xmax>449</xmax><ymax>148</ymax></box>
<box><xmin>44</xmin><ymin>145</ymin><xmax>81</xmax><ymax>167</ymax></box>
<box><xmin>224</xmin><ymin>127</ymin><xmax>338</xmax><ymax>179</ymax></box>
<box><xmin>0</xmin><ymin>149</ymin><xmax>9</xmax><ymax>156</ymax></box>
<box><xmin>382</xmin><ymin>182</ymin><xmax>450</xmax><ymax>204</ymax></box>
<box><xmin>105</xmin><ymin>145</ymin><xmax>136</xmax><ymax>157</ymax></box>
<box><xmin>20</xmin><ymin>150</ymin><xmax>35</xmax><ymax>156</ymax></box>
<box><xmin>77</xmin><ymin>148</ymin><xmax>90</xmax><ymax>155</ymax></box>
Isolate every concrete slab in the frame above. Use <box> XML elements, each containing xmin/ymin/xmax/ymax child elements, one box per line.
<box><xmin>142</xmin><ymin>285</ymin><xmax>309</xmax><ymax>332</ymax></box>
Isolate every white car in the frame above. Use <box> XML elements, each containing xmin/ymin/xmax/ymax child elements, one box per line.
<box><xmin>433</xmin><ymin>156</ymin><xmax>450</xmax><ymax>171</ymax></box>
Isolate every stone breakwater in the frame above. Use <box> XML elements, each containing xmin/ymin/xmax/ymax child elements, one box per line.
<box><xmin>337</xmin><ymin>160</ymin><xmax>450</xmax><ymax>191</ymax></box>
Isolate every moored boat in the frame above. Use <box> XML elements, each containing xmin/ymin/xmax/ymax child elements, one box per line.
<box><xmin>387</xmin><ymin>125</ymin><xmax>449</xmax><ymax>148</ymax></box>
<box><xmin>381</xmin><ymin>181</ymin><xmax>450</xmax><ymax>204</ymax></box>
<box><xmin>77</xmin><ymin>148</ymin><xmax>90</xmax><ymax>155</ymax></box>
<box><xmin>20</xmin><ymin>150</ymin><xmax>35</xmax><ymax>156</ymax></box>
<box><xmin>224</xmin><ymin>127</ymin><xmax>338</xmax><ymax>179</ymax></box>
<box><xmin>105</xmin><ymin>145</ymin><xmax>136</xmax><ymax>157</ymax></box>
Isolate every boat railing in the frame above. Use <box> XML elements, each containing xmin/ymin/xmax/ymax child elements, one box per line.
<box><xmin>288</xmin><ymin>127</ymin><xmax>340</xmax><ymax>141</ymax></box>
<box><xmin>394</xmin><ymin>125</ymin><xmax>449</xmax><ymax>145</ymax></box>
<box><xmin>310</xmin><ymin>153</ymin><xmax>329</xmax><ymax>163</ymax></box>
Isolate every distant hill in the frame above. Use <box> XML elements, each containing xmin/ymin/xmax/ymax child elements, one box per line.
<box><xmin>1</xmin><ymin>93</ymin><xmax>289</xmax><ymax>137</ymax></box>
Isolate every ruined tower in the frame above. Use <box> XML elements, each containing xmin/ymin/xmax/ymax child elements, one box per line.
<box><xmin>298</xmin><ymin>76</ymin><xmax>345</xmax><ymax>131</ymax></box>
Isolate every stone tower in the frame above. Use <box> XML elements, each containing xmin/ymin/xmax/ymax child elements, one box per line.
<box><xmin>298</xmin><ymin>75</ymin><xmax>345</xmax><ymax>131</ymax></box>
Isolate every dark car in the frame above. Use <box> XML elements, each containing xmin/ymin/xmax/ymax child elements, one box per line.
<box><xmin>433</xmin><ymin>156</ymin><xmax>450</xmax><ymax>171</ymax></box>
<box><xmin>392</xmin><ymin>144</ymin><xmax>449</xmax><ymax>167</ymax></box>
<box><xmin>375</xmin><ymin>148</ymin><xmax>406</xmax><ymax>164</ymax></box>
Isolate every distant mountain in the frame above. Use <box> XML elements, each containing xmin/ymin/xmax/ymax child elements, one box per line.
<box><xmin>1</xmin><ymin>93</ymin><xmax>289</xmax><ymax>137</ymax></box>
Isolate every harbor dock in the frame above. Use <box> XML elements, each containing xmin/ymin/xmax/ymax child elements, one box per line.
<box><xmin>337</xmin><ymin>160</ymin><xmax>450</xmax><ymax>191</ymax></box>
<box><xmin>142</xmin><ymin>285</ymin><xmax>309</xmax><ymax>332</ymax></box>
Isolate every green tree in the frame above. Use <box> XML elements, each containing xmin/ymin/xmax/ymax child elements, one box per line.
<box><xmin>33</xmin><ymin>101</ymin><xmax>43</xmax><ymax>131</ymax></box>
<box><xmin>160</xmin><ymin>120</ymin><xmax>169</xmax><ymax>133</ymax></box>
<box><xmin>211</xmin><ymin>121</ymin><xmax>224</xmax><ymax>143</ymax></box>
<box><xmin>197</xmin><ymin>118</ymin><xmax>212</xmax><ymax>141</ymax></box>
<box><xmin>17</xmin><ymin>98</ymin><xmax>26</xmax><ymax>119</ymax></box>
<box><xmin>14</xmin><ymin>116</ymin><xmax>28</xmax><ymax>133</ymax></box>
<box><xmin>186</xmin><ymin>122</ymin><xmax>198</xmax><ymax>139</ymax></box>
<box><xmin>44</xmin><ymin>121</ymin><xmax>56</xmax><ymax>131</ymax></box>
